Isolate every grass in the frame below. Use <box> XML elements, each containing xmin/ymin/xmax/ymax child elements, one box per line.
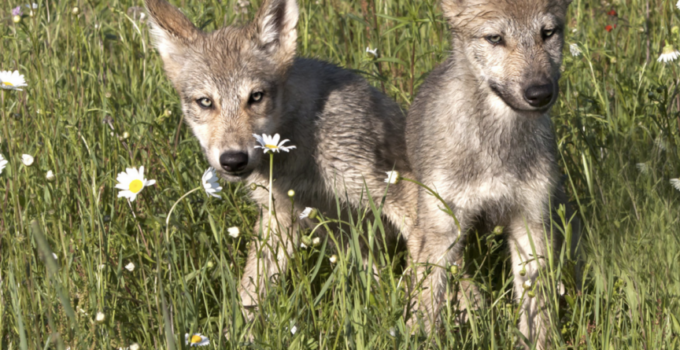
<box><xmin>1</xmin><ymin>0</ymin><xmax>680</xmax><ymax>349</ymax></box>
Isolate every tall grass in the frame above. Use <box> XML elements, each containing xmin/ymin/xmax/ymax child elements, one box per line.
<box><xmin>0</xmin><ymin>0</ymin><xmax>679</xmax><ymax>349</ymax></box>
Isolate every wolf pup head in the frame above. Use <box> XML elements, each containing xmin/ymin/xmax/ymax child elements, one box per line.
<box><xmin>145</xmin><ymin>0</ymin><xmax>298</xmax><ymax>180</ymax></box>
<box><xmin>442</xmin><ymin>0</ymin><xmax>571</xmax><ymax>115</ymax></box>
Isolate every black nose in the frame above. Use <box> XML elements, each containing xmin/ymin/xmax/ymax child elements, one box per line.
<box><xmin>523</xmin><ymin>83</ymin><xmax>554</xmax><ymax>108</ymax></box>
<box><xmin>219</xmin><ymin>151</ymin><xmax>248</xmax><ymax>173</ymax></box>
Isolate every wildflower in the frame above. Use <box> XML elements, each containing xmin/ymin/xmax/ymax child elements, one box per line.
<box><xmin>569</xmin><ymin>43</ymin><xmax>581</xmax><ymax>57</ymax></box>
<box><xmin>72</xmin><ymin>7</ymin><xmax>79</xmax><ymax>15</ymax></box>
<box><xmin>329</xmin><ymin>255</ymin><xmax>337</xmax><ymax>264</ymax></box>
<box><xmin>677</xmin><ymin>0</ymin><xmax>680</xmax><ymax>10</ymax></box>
<box><xmin>636</xmin><ymin>163</ymin><xmax>649</xmax><ymax>174</ymax></box>
<box><xmin>290</xmin><ymin>325</ymin><xmax>298</xmax><ymax>335</ymax></box>
<box><xmin>52</xmin><ymin>253</ymin><xmax>57</xmax><ymax>260</ymax></box>
<box><xmin>201</xmin><ymin>167</ymin><xmax>222</xmax><ymax>199</ymax></box>
<box><xmin>185</xmin><ymin>333</ymin><xmax>209</xmax><ymax>347</ymax></box>
<box><xmin>671</xmin><ymin>178</ymin><xmax>680</xmax><ymax>191</ymax></box>
<box><xmin>384</xmin><ymin>171</ymin><xmax>400</xmax><ymax>184</ymax></box>
<box><xmin>125</xmin><ymin>262</ymin><xmax>135</xmax><ymax>272</ymax></box>
<box><xmin>12</xmin><ymin>6</ymin><xmax>22</xmax><ymax>16</ymax></box>
<box><xmin>26</xmin><ymin>3</ymin><xmax>38</xmax><ymax>9</ymax></box>
<box><xmin>12</xmin><ymin>15</ymin><xmax>21</xmax><ymax>23</ymax></box>
<box><xmin>95</xmin><ymin>311</ymin><xmax>106</xmax><ymax>323</ymax></box>
<box><xmin>299</xmin><ymin>207</ymin><xmax>317</xmax><ymax>220</ymax></box>
<box><xmin>253</xmin><ymin>133</ymin><xmax>296</xmax><ymax>153</ymax></box>
<box><xmin>114</xmin><ymin>166</ymin><xmax>156</xmax><ymax>202</ymax></box>
<box><xmin>287</xmin><ymin>189</ymin><xmax>295</xmax><ymax>197</ymax></box>
<box><xmin>21</xmin><ymin>154</ymin><xmax>34</xmax><ymax>166</ymax></box>
<box><xmin>122</xmin><ymin>131</ymin><xmax>130</xmax><ymax>140</ymax></box>
<box><xmin>300</xmin><ymin>236</ymin><xmax>312</xmax><ymax>249</ymax></box>
<box><xmin>129</xmin><ymin>344</ymin><xmax>140</xmax><ymax>350</ymax></box>
<box><xmin>366</xmin><ymin>46</ymin><xmax>378</xmax><ymax>58</ymax></box>
<box><xmin>46</xmin><ymin>170</ymin><xmax>55</xmax><ymax>181</ymax></box>
<box><xmin>312</xmin><ymin>237</ymin><xmax>321</xmax><ymax>247</ymax></box>
<box><xmin>605</xmin><ymin>24</ymin><xmax>615</xmax><ymax>32</ymax></box>
<box><xmin>0</xmin><ymin>154</ymin><xmax>7</xmax><ymax>174</ymax></box>
<box><xmin>607</xmin><ymin>9</ymin><xmax>617</xmax><ymax>17</ymax></box>
<box><xmin>523</xmin><ymin>279</ymin><xmax>532</xmax><ymax>290</ymax></box>
<box><xmin>228</xmin><ymin>226</ymin><xmax>240</xmax><ymax>238</ymax></box>
<box><xmin>389</xmin><ymin>327</ymin><xmax>396</xmax><ymax>337</ymax></box>
<box><xmin>0</xmin><ymin>70</ymin><xmax>27</xmax><ymax>91</ymax></box>
<box><xmin>658</xmin><ymin>43</ymin><xmax>680</xmax><ymax>63</ymax></box>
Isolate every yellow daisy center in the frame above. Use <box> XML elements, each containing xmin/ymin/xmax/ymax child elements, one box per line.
<box><xmin>191</xmin><ymin>335</ymin><xmax>202</xmax><ymax>344</ymax></box>
<box><xmin>265</xmin><ymin>144</ymin><xmax>278</xmax><ymax>149</ymax></box>
<box><xmin>128</xmin><ymin>179</ymin><xmax>144</xmax><ymax>193</ymax></box>
<box><xmin>3</xmin><ymin>82</ymin><xmax>13</xmax><ymax>87</ymax></box>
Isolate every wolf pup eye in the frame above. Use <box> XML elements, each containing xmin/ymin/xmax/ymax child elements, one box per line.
<box><xmin>249</xmin><ymin>91</ymin><xmax>264</xmax><ymax>104</ymax></box>
<box><xmin>197</xmin><ymin>97</ymin><xmax>213</xmax><ymax>109</ymax></box>
<box><xmin>485</xmin><ymin>34</ymin><xmax>503</xmax><ymax>45</ymax></box>
<box><xmin>542</xmin><ymin>28</ymin><xmax>556</xmax><ymax>39</ymax></box>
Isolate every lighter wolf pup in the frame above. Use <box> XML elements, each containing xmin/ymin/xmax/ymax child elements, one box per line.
<box><xmin>406</xmin><ymin>0</ymin><xmax>579</xmax><ymax>348</ymax></box>
<box><xmin>144</xmin><ymin>0</ymin><xmax>415</xmax><ymax>319</ymax></box>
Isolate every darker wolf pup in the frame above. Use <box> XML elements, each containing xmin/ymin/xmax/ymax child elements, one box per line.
<box><xmin>144</xmin><ymin>0</ymin><xmax>416</xmax><ymax>321</ymax></box>
<box><xmin>405</xmin><ymin>0</ymin><xmax>579</xmax><ymax>348</ymax></box>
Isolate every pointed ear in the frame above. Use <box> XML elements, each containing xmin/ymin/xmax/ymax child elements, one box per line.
<box><xmin>145</xmin><ymin>0</ymin><xmax>201</xmax><ymax>81</ymax></box>
<box><xmin>254</xmin><ymin>0</ymin><xmax>299</xmax><ymax>67</ymax></box>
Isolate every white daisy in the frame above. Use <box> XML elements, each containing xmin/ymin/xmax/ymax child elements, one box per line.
<box><xmin>129</xmin><ymin>344</ymin><xmax>140</xmax><ymax>350</ymax></box>
<box><xmin>366</xmin><ymin>46</ymin><xmax>378</xmax><ymax>57</ymax></box>
<box><xmin>658</xmin><ymin>44</ymin><xmax>680</xmax><ymax>63</ymax></box>
<box><xmin>677</xmin><ymin>0</ymin><xmax>680</xmax><ymax>10</ymax></box>
<box><xmin>185</xmin><ymin>333</ymin><xmax>209</xmax><ymax>347</ymax></box>
<box><xmin>312</xmin><ymin>237</ymin><xmax>321</xmax><ymax>247</ymax></box>
<box><xmin>384</xmin><ymin>171</ymin><xmax>400</xmax><ymax>184</ymax></box>
<box><xmin>290</xmin><ymin>325</ymin><xmax>298</xmax><ymax>334</ymax></box>
<box><xmin>228</xmin><ymin>226</ymin><xmax>240</xmax><ymax>238</ymax></box>
<box><xmin>114</xmin><ymin>166</ymin><xmax>156</xmax><ymax>202</ymax></box>
<box><xmin>253</xmin><ymin>133</ymin><xmax>296</xmax><ymax>153</ymax></box>
<box><xmin>0</xmin><ymin>154</ymin><xmax>7</xmax><ymax>174</ymax></box>
<box><xmin>523</xmin><ymin>279</ymin><xmax>532</xmax><ymax>290</ymax></box>
<box><xmin>569</xmin><ymin>43</ymin><xmax>581</xmax><ymax>57</ymax></box>
<box><xmin>125</xmin><ymin>262</ymin><xmax>135</xmax><ymax>272</ymax></box>
<box><xmin>46</xmin><ymin>170</ymin><xmax>55</xmax><ymax>181</ymax></box>
<box><xmin>671</xmin><ymin>178</ymin><xmax>680</xmax><ymax>191</ymax></box>
<box><xmin>329</xmin><ymin>255</ymin><xmax>337</xmax><ymax>264</ymax></box>
<box><xmin>0</xmin><ymin>70</ymin><xmax>27</xmax><ymax>90</ymax></box>
<box><xmin>21</xmin><ymin>154</ymin><xmax>34</xmax><ymax>166</ymax></box>
<box><xmin>95</xmin><ymin>312</ymin><xmax>106</xmax><ymax>323</ymax></box>
<box><xmin>299</xmin><ymin>207</ymin><xmax>317</xmax><ymax>220</ymax></box>
<box><xmin>202</xmin><ymin>167</ymin><xmax>222</xmax><ymax>198</ymax></box>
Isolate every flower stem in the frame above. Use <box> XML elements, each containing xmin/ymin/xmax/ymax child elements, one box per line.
<box><xmin>268</xmin><ymin>152</ymin><xmax>274</xmax><ymax>238</ymax></box>
<box><xmin>166</xmin><ymin>186</ymin><xmax>201</xmax><ymax>242</ymax></box>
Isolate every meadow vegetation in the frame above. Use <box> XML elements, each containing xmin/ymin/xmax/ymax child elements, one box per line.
<box><xmin>1</xmin><ymin>0</ymin><xmax>680</xmax><ymax>348</ymax></box>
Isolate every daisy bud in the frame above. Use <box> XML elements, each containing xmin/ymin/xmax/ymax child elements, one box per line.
<box><xmin>250</xmin><ymin>183</ymin><xmax>257</xmax><ymax>191</ymax></box>
<box><xmin>493</xmin><ymin>226</ymin><xmax>504</xmax><ymax>235</ymax></box>
<box><xmin>228</xmin><ymin>226</ymin><xmax>240</xmax><ymax>238</ymax></box>
<box><xmin>301</xmin><ymin>236</ymin><xmax>312</xmax><ymax>248</ymax></box>
<box><xmin>384</xmin><ymin>171</ymin><xmax>400</xmax><ymax>184</ymax></box>
<box><xmin>312</xmin><ymin>237</ymin><xmax>321</xmax><ymax>247</ymax></box>
<box><xmin>164</xmin><ymin>109</ymin><xmax>172</xmax><ymax>117</ymax></box>
<box><xmin>519</xmin><ymin>266</ymin><xmax>526</xmax><ymax>276</ymax></box>
<box><xmin>523</xmin><ymin>279</ymin><xmax>532</xmax><ymax>290</ymax></box>
<box><xmin>389</xmin><ymin>327</ymin><xmax>396</xmax><ymax>337</ymax></box>
<box><xmin>673</xmin><ymin>26</ymin><xmax>680</xmax><ymax>35</ymax></box>
<box><xmin>29</xmin><ymin>10</ymin><xmax>34</xmax><ymax>17</ymax></box>
<box><xmin>22</xmin><ymin>154</ymin><xmax>34</xmax><ymax>166</ymax></box>
<box><xmin>52</xmin><ymin>253</ymin><xmax>58</xmax><ymax>260</ymax></box>
<box><xmin>125</xmin><ymin>262</ymin><xmax>135</xmax><ymax>272</ymax></box>
<box><xmin>299</xmin><ymin>207</ymin><xmax>317</xmax><ymax>220</ymax></box>
<box><xmin>129</xmin><ymin>343</ymin><xmax>140</xmax><ymax>350</ymax></box>
<box><xmin>329</xmin><ymin>255</ymin><xmax>337</xmax><ymax>264</ymax></box>
<box><xmin>95</xmin><ymin>311</ymin><xmax>106</xmax><ymax>323</ymax></box>
<box><xmin>46</xmin><ymin>170</ymin><xmax>55</xmax><ymax>181</ymax></box>
<box><xmin>72</xmin><ymin>7</ymin><xmax>79</xmax><ymax>15</ymax></box>
<box><xmin>287</xmin><ymin>189</ymin><xmax>295</xmax><ymax>197</ymax></box>
<box><xmin>13</xmin><ymin>15</ymin><xmax>21</xmax><ymax>23</ymax></box>
<box><xmin>105</xmin><ymin>92</ymin><xmax>112</xmax><ymax>98</ymax></box>
<box><xmin>449</xmin><ymin>263</ymin><xmax>459</xmax><ymax>275</ymax></box>
<box><xmin>527</xmin><ymin>290</ymin><xmax>536</xmax><ymax>298</ymax></box>
<box><xmin>206</xmin><ymin>260</ymin><xmax>214</xmax><ymax>268</ymax></box>
<box><xmin>122</xmin><ymin>132</ymin><xmax>130</xmax><ymax>140</ymax></box>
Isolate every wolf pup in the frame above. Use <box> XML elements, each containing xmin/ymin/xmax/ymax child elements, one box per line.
<box><xmin>405</xmin><ymin>0</ymin><xmax>578</xmax><ymax>347</ymax></box>
<box><xmin>145</xmin><ymin>0</ymin><xmax>415</xmax><ymax>319</ymax></box>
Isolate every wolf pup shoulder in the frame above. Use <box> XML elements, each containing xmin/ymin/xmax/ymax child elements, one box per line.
<box><xmin>144</xmin><ymin>0</ymin><xmax>416</xmax><ymax>320</ymax></box>
<box><xmin>405</xmin><ymin>0</ymin><xmax>580</xmax><ymax>348</ymax></box>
